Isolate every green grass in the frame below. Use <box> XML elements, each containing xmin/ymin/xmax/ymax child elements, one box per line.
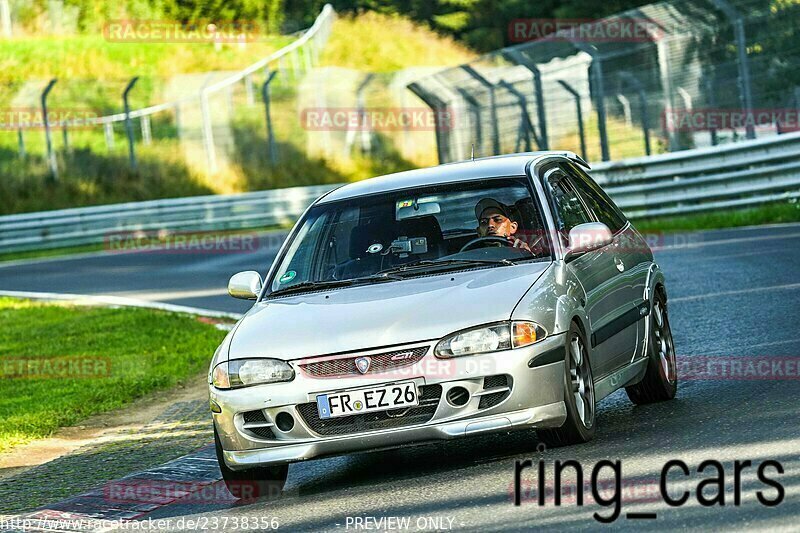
<box><xmin>0</xmin><ymin>297</ymin><xmax>228</xmax><ymax>453</ymax></box>
<box><xmin>632</xmin><ymin>201</ymin><xmax>800</xmax><ymax>232</ymax></box>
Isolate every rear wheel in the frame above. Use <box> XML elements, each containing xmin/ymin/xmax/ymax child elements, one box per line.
<box><xmin>214</xmin><ymin>426</ymin><xmax>288</xmax><ymax>501</ymax></box>
<box><xmin>538</xmin><ymin>323</ymin><xmax>596</xmax><ymax>447</ymax></box>
<box><xmin>625</xmin><ymin>291</ymin><xmax>677</xmax><ymax>404</ymax></box>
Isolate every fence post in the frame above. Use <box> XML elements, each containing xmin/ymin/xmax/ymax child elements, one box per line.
<box><xmin>408</xmin><ymin>82</ymin><xmax>450</xmax><ymax>164</ymax></box>
<box><xmin>498</xmin><ymin>80</ymin><xmax>539</xmax><ymax>151</ymax></box>
<box><xmin>0</xmin><ymin>0</ymin><xmax>11</xmax><ymax>38</ymax></box>
<box><xmin>200</xmin><ymin>90</ymin><xmax>217</xmax><ymax>173</ymax></box>
<box><xmin>17</xmin><ymin>128</ymin><xmax>25</xmax><ymax>159</ymax></box>
<box><xmin>261</xmin><ymin>70</ymin><xmax>278</xmax><ymax>165</ymax></box>
<box><xmin>141</xmin><ymin>115</ymin><xmax>152</xmax><ymax>145</ymax></box>
<box><xmin>41</xmin><ymin>78</ymin><xmax>58</xmax><ymax>181</ymax></box>
<box><xmin>123</xmin><ymin>76</ymin><xmax>139</xmax><ymax>171</ymax></box>
<box><xmin>456</xmin><ymin>88</ymin><xmax>483</xmax><ymax>150</ymax></box>
<box><xmin>711</xmin><ymin>0</ymin><xmax>755</xmax><ymax>140</ymax></box>
<box><xmin>104</xmin><ymin>123</ymin><xmax>115</xmax><ymax>150</ymax></box>
<box><xmin>568</xmin><ymin>40</ymin><xmax>610</xmax><ymax>161</ymax></box>
<box><xmin>355</xmin><ymin>74</ymin><xmax>374</xmax><ymax>154</ymax></box>
<box><xmin>462</xmin><ymin>66</ymin><xmax>500</xmax><ymax>156</ymax></box>
<box><xmin>618</xmin><ymin>71</ymin><xmax>651</xmax><ymax>156</ymax></box>
<box><xmin>703</xmin><ymin>72</ymin><xmax>718</xmax><ymax>146</ymax></box>
<box><xmin>244</xmin><ymin>74</ymin><xmax>255</xmax><ymax>105</ymax></box>
<box><xmin>557</xmin><ymin>80</ymin><xmax>587</xmax><ymax>161</ymax></box>
<box><xmin>503</xmin><ymin>50</ymin><xmax>548</xmax><ymax>150</ymax></box>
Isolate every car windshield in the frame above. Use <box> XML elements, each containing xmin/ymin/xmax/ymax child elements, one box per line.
<box><xmin>266</xmin><ymin>176</ymin><xmax>551</xmax><ymax>296</ymax></box>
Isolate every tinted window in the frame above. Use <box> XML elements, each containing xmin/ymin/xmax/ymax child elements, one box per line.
<box><xmin>564</xmin><ymin>164</ymin><xmax>627</xmax><ymax>233</ymax></box>
<box><xmin>546</xmin><ymin>169</ymin><xmax>592</xmax><ymax>245</ymax></box>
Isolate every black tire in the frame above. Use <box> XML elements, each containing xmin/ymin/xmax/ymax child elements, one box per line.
<box><xmin>538</xmin><ymin>322</ymin><xmax>596</xmax><ymax>447</ymax></box>
<box><xmin>214</xmin><ymin>425</ymin><xmax>288</xmax><ymax>501</ymax></box>
<box><xmin>625</xmin><ymin>290</ymin><xmax>677</xmax><ymax>404</ymax></box>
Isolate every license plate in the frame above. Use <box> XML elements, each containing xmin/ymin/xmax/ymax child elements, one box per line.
<box><xmin>316</xmin><ymin>381</ymin><xmax>418</xmax><ymax>419</ymax></box>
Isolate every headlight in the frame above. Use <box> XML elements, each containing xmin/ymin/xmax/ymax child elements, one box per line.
<box><xmin>211</xmin><ymin>358</ymin><xmax>295</xmax><ymax>389</ymax></box>
<box><xmin>434</xmin><ymin>321</ymin><xmax>546</xmax><ymax>358</ymax></box>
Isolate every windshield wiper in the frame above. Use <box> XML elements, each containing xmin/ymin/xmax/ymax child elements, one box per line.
<box><xmin>376</xmin><ymin>258</ymin><xmax>513</xmax><ymax>276</ymax></box>
<box><xmin>267</xmin><ymin>274</ymin><xmax>401</xmax><ymax>297</ymax></box>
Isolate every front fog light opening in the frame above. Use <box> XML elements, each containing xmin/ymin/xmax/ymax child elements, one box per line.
<box><xmin>275</xmin><ymin>412</ymin><xmax>295</xmax><ymax>432</ymax></box>
<box><xmin>446</xmin><ymin>386</ymin><xmax>470</xmax><ymax>407</ymax></box>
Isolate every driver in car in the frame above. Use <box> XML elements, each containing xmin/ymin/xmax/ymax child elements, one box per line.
<box><xmin>475</xmin><ymin>198</ymin><xmax>531</xmax><ymax>252</ymax></box>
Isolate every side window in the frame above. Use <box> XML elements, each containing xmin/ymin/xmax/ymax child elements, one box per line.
<box><xmin>564</xmin><ymin>164</ymin><xmax>627</xmax><ymax>234</ymax></box>
<box><xmin>546</xmin><ymin>169</ymin><xmax>592</xmax><ymax>245</ymax></box>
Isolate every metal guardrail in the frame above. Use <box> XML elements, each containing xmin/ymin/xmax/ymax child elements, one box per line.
<box><xmin>592</xmin><ymin>130</ymin><xmax>800</xmax><ymax>218</ymax></box>
<box><xmin>0</xmin><ymin>185</ymin><xmax>338</xmax><ymax>253</ymax></box>
<box><xmin>2</xmin><ymin>132</ymin><xmax>799</xmax><ymax>253</ymax></box>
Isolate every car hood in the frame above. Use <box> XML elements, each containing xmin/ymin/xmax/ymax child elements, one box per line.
<box><xmin>227</xmin><ymin>262</ymin><xmax>551</xmax><ymax>361</ymax></box>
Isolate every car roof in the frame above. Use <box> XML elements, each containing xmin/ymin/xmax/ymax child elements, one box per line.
<box><xmin>317</xmin><ymin>151</ymin><xmax>588</xmax><ymax>204</ymax></box>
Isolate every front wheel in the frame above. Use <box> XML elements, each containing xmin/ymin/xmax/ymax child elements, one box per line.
<box><xmin>214</xmin><ymin>425</ymin><xmax>288</xmax><ymax>500</ymax></box>
<box><xmin>625</xmin><ymin>291</ymin><xmax>677</xmax><ymax>404</ymax></box>
<box><xmin>538</xmin><ymin>323</ymin><xmax>596</xmax><ymax>447</ymax></box>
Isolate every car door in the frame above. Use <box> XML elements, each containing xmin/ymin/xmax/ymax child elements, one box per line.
<box><xmin>564</xmin><ymin>162</ymin><xmax>652</xmax><ymax>365</ymax></box>
<box><xmin>542</xmin><ymin>166</ymin><xmax>634</xmax><ymax>379</ymax></box>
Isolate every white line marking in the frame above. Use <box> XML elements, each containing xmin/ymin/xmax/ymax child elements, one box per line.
<box><xmin>671</xmin><ymin>283</ymin><xmax>800</xmax><ymax>303</ymax></box>
<box><xmin>109</xmin><ymin>288</ymin><xmax>229</xmax><ymax>300</ymax></box>
<box><xmin>657</xmin><ymin>231</ymin><xmax>800</xmax><ymax>251</ymax></box>
<box><xmin>0</xmin><ymin>290</ymin><xmax>242</xmax><ymax>319</ymax></box>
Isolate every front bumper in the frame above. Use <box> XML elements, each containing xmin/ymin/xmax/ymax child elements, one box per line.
<box><xmin>211</xmin><ymin>334</ymin><xmax>567</xmax><ymax>470</ymax></box>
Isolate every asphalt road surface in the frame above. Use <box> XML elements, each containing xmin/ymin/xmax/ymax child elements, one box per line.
<box><xmin>1</xmin><ymin>223</ymin><xmax>799</xmax><ymax>531</ymax></box>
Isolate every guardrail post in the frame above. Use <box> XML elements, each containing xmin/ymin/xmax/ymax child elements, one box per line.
<box><xmin>462</xmin><ymin>66</ymin><xmax>500</xmax><ymax>156</ymax></box>
<box><xmin>41</xmin><ymin>78</ymin><xmax>58</xmax><ymax>181</ymax></box>
<box><xmin>200</xmin><ymin>90</ymin><xmax>217</xmax><ymax>174</ymax></box>
<box><xmin>711</xmin><ymin>0</ymin><xmax>755</xmax><ymax>140</ymax></box>
<box><xmin>141</xmin><ymin>115</ymin><xmax>152</xmax><ymax>145</ymax></box>
<box><xmin>557</xmin><ymin>80</ymin><xmax>587</xmax><ymax>161</ymax></box>
<box><xmin>123</xmin><ymin>76</ymin><xmax>139</xmax><ymax>171</ymax></box>
<box><xmin>503</xmin><ymin>50</ymin><xmax>548</xmax><ymax>150</ymax></box>
<box><xmin>17</xmin><ymin>128</ymin><xmax>25</xmax><ymax>159</ymax></box>
<box><xmin>261</xmin><ymin>70</ymin><xmax>278</xmax><ymax>165</ymax></box>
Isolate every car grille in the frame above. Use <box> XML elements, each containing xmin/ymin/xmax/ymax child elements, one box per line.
<box><xmin>241</xmin><ymin>409</ymin><xmax>276</xmax><ymax>440</ymax></box>
<box><xmin>296</xmin><ymin>384</ymin><xmax>442</xmax><ymax>436</ymax></box>
<box><xmin>479</xmin><ymin>374</ymin><xmax>511</xmax><ymax>409</ymax></box>
<box><xmin>298</xmin><ymin>346</ymin><xmax>429</xmax><ymax>378</ymax></box>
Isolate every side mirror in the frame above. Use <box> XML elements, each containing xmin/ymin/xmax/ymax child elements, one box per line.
<box><xmin>228</xmin><ymin>271</ymin><xmax>263</xmax><ymax>300</ymax></box>
<box><xmin>564</xmin><ymin>222</ymin><xmax>613</xmax><ymax>262</ymax></box>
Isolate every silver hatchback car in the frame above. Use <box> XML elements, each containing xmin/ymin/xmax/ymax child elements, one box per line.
<box><xmin>209</xmin><ymin>152</ymin><xmax>677</xmax><ymax>497</ymax></box>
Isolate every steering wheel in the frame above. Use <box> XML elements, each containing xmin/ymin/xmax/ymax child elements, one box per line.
<box><xmin>459</xmin><ymin>235</ymin><xmax>512</xmax><ymax>252</ymax></box>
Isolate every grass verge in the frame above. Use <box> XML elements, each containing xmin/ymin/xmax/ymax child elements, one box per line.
<box><xmin>0</xmin><ymin>297</ymin><xmax>227</xmax><ymax>453</ymax></box>
<box><xmin>633</xmin><ymin>201</ymin><xmax>800</xmax><ymax>232</ymax></box>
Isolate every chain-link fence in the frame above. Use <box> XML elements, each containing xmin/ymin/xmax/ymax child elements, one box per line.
<box><xmin>0</xmin><ymin>5</ymin><xmax>335</xmax><ymax>183</ymax></box>
<box><xmin>408</xmin><ymin>0</ymin><xmax>800</xmax><ymax>164</ymax></box>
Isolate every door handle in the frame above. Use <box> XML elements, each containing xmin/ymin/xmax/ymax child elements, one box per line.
<box><xmin>614</xmin><ymin>257</ymin><xmax>625</xmax><ymax>272</ymax></box>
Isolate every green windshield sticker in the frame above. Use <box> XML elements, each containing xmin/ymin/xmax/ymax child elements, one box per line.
<box><xmin>397</xmin><ymin>199</ymin><xmax>413</xmax><ymax>208</ymax></box>
<box><xmin>279</xmin><ymin>270</ymin><xmax>296</xmax><ymax>283</ymax></box>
